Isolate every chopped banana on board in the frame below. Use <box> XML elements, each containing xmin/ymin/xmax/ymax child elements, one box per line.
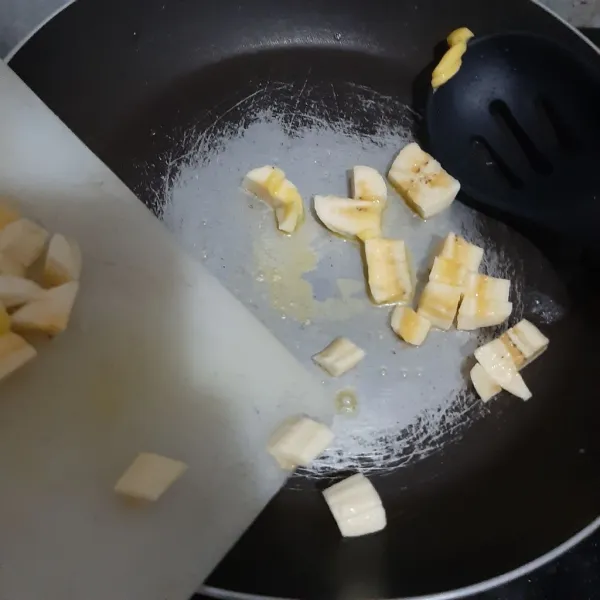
<box><xmin>350</xmin><ymin>166</ymin><xmax>387</xmax><ymax>203</ymax></box>
<box><xmin>439</xmin><ymin>232</ymin><xmax>483</xmax><ymax>272</ymax></box>
<box><xmin>391</xmin><ymin>306</ymin><xmax>431</xmax><ymax>346</ymax></box>
<box><xmin>114</xmin><ymin>453</ymin><xmax>188</xmax><ymax>501</ymax></box>
<box><xmin>364</xmin><ymin>238</ymin><xmax>413</xmax><ymax>305</ymax></box>
<box><xmin>314</xmin><ymin>195</ymin><xmax>382</xmax><ymax>240</ymax></box>
<box><xmin>0</xmin><ymin>219</ymin><xmax>49</xmax><ymax>268</ymax></box>
<box><xmin>463</xmin><ymin>273</ymin><xmax>510</xmax><ymax>301</ymax></box>
<box><xmin>0</xmin><ymin>276</ymin><xmax>43</xmax><ymax>309</ymax></box>
<box><xmin>417</xmin><ymin>281</ymin><xmax>462</xmax><ymax>330</ymax></box>
<box><xmin>457</xmin><ymin>298</ymin><xmax>513</xmax><ymax>330</ymax></box>
<box><xmin>11</xmin><ymin>281</ymin><xmax>79</xmax><ymax>336</ymax></box>
<box><xmin>44</xmin><ymin>234</ymin><xmax>82</xmax><ymax>287</ymax></box>
<box><xmin>313</xmin><ymin>337</ymin><xmax>365</xmax><ymax>377</ymax></box>
<box><xmin>387</xmin><ymin>142</ymin><xmax>460</xmax><ymax>219</ymax></box>
<box><xmin>323</xmin><ymin>473</ymin><xmax>386</xmax><ymax>537</ymax></box>
<box><xmin>429</xmin><ymin>256</ymin><xmax>469</xmax><ymax>288</ymax></box>
<box><xmin>470</xmin><ymin>363</ymin><xmax>502</xmax><ymax>402</ymax></box>
<box><xmin>0</xmin><ymin>332</ymin><xmax>36</xmax><ymax>383</ymax></box>
<box><xmin>268</xmin><ymin>415</ymin><xmax>334</xmax><ymax>470</ymax></box>
<box><xmin>243</xmin><ymin>166</ymin><xmax>304</xmax><ymax>233</ymax></box>
<box><xmin>474</xmin><ymin>338</ymin><xmax>532</xmax><ymax>400</ymax></box>
<box><xmin>506</xmin><ymin>319</ymin><xmax>549</xmax><ymax>368</ymax></box>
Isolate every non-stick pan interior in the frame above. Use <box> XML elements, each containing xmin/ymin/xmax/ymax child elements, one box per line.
<box><xmin>9</xmin><ymin>0</ymin><xmax>600</xmax><ymax>598</ymax></box>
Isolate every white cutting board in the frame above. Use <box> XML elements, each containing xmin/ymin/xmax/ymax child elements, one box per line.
<box><xmin>0</xmin><ymin>62</ymin><xmax>332</xmax><ymax>600</ymax></box>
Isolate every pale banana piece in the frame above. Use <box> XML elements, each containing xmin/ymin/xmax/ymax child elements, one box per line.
<box><xmin>0</xmin><ymin>255</ymin><xmax>26</xmax><ymax>277</ymax></box>
<box><xmin>391</xmin><ymin>306</ymin><xmax>431</xmax><ymax>346</ymax></box>
<box><xmin>0</xmin><ymin>331</ymin><xmax>37</xmax><ymax>383</ymax></box>
<box><xmin>506</xmin><ymin>319</ymin><xmax>549</xmax><ymax>367</ymax></box>
<box><xmin>417</xmin><ymin>281</ymin><xmax>462</xmax><ymax>330</ymax></box>
<box><xmin>470</xmin><ymin>363</ymin><xmax>502</xmax><ymax>402</ymax></box>
<box><xmin>364</xmin><ymin>238</ymin><xmax>413</xmax><ymax>305</ymax></box>
<box><xmin>0</xmin><ymin>202</ymin><xmax>21</xmax><ymax>231</ymax></box>
<box><xmin>313</xmin><ymin>337</ymin><xmax>365</xmax><ymax>377</ymax></box>
<box><xmin>463</xmin><ymin>273</ymin><xmax>510</xmax><ymax>301</ymax></box>
<box><xmin>243</xmin><ymin>166</ymin><xmax>304</xmax><ymax>233</ymax></box>
<box><xmin>387</xmin><ymin>142</ymin><xmax>460</xmax><ymax>219</ymax></box>
<box><xmin>474</xmin><ymin>338</ymin><xmax>532</xmax><ymax>400</ymax></box>
<box><xmin>429</xmin><ymin>256</ymin><xmax>469</xmax><ymax>288</ymax></box>
<box><xmin>114</xmin><ymin>453</ymin><xmax>188</xmax><ymax>502</ymax></box>
<box><xmin>267</xmin><ymin>415</ymin><xmax>334</xmax><ymax>470</ymax></box>
<box><xmin>439</xmin><ymin>232</ymin><xmax>483</xmax><ymax>272</ymax></box>
<box><xmin>323</xmin><ymin>473</ymin><xmax>386</xmax><ymax>537</ymax></box>
<box><xmin>44</xmin><ymin>233</ymin><xmax>82</xmax><ymax>287</ymax></box>
<box><xmin>350</xmin><ymin>166</ymin><xmax>387</xmax><ymax>203</ymax></box>
<box><xmin>0</xmin><ymin>219</ymin><xmax>49</xmax><ymax>268</ymax></box>
<box><xmin>0</xmin><ymin>276</ymin><xmax>43</xmax><ymax>309</ymax></box>
<box><xmin>11</xmin><ymin>281</ymin><xmax>79</xmax><ymax>336</ymax></box>
<box><xmin>314</xmin><ymin>195</ymin><xmax>382</xmax><ymax>240</ymax></box>
<box><xmin>457</xmin><ymin>297</ymin><xmax>513</xmax><ymax>330</ymax></box>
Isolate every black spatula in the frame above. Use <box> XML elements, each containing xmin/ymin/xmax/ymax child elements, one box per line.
<box><xmin>426</xmin><ymin>33</ymin><xmax>600</xmax><ymax>243</ymax></box>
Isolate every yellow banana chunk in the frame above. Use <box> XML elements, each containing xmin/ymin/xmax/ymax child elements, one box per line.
<box><xmin>313</xmin><ymin>337</ymin><xmax>365</xmax><ymax>377</ymax></box>
<box><xmin>364</xmin><ymin>238</ymin><xmax>413</xmax><ymax>305</ymax></box>
<box><xmin>470</xmin><ymin>363</ymin><xmax>501</xmax><ymax>402</ymax></box>
<box><xmin>391</xmin><ymin>306</ymin><xmax>431</xmax><ymax>346</ymax></box>
<box><xmin>417</xmin><ymin>281</ymin><xmax>462</xmax><ymax>330</ymax></box>
<box><xmin>323</xmin><ymin>473</ymin><xmax>386</xmax><ymax>538</ymax></box>
<box><xmin>388</xmin><ymin>142</ymin><xmax>460</xmax><ymax>219</ymax></box>
<box><xmin>432</xmin><ymin>27</ymin><xmax>475</xmax><ymax>89</ymax></box>
<box><xmin>314</xmin><ymin>195</ymin><xmax>382</xmax><ymax>240</ymax></box>
<box><xmin>0</xmin><ymin>276</ymin><xmax>43</xmax><ymax>309</ymax></box>
<box><xmin>0</xmin><ymin>332</ymin><xmax>36</xmax><ymax>382</ymax></box>
<box><xmin>350</xmin><ymin>166</ymin><xmax>387</xmax><ymax>203</ymax></box>
<box><xmin>463</xmin><ymin>273</ymin><xmax>510</xmax><ymax>301</ymax></box>
<box><xmin>268</xmin><ymin>415</ymin><xmax>334</xmax><ymax>470</ymax></box>
<box><xmin>429</xmin><ymin>256</ymin><xmax>469</xmax><ymax>288</ymax></box>
<box><xmin>457</xmin><ymin>298</ymin><xmax>513</xmax><ymax>330</ymax></box>
<box><xmin>243</xmin><ymin>166</ymin><xmax>304</xmax><ymax>233</ymax></box>
<box><xmin>44</xmin><ymin>233</ymin><xmax>82</xmax><ymax>287</ymax></box>
<box><xmin>439</xmin><ymin>232</ymin><xmax>483</xmax><ymax>272</ymax></box>
<box><xmin>114</xmin><ymin>453</ymin><xmax>188</xmax><ymax>502</ymax></box>
<box><xmin>0</xmin><ymin>219</ymin><xmax>49</xmax><ymax>268</ymax></box>
<box><xmin>474</xmin><ymin>338</ymin><xmax>532</xmax><ymax>400</ymax></box>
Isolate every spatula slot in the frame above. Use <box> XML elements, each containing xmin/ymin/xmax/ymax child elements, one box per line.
<box><xmin>471</xmin><ymin>136</ymin><xmax>523</xmax><ymax>190</ymax></box>
<box><xmin>489</xmin><ymin>100</ymin><xmax>553</xmax><ymax>176</ymax></box>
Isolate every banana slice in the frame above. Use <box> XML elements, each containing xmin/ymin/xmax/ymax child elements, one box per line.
<box><xmin>314</xmin><ymin>195</ymin><xmax>382</xmax><ymax>240</ymax></box>
<box><xmin>0</xmin><ymin>219</ymin><xmax>49</xmax><ymax>268</ymax></box>
<box><xmin>0</xmin><ymin>276</ymin><xmax>43</xmax><ymax>309</ymax></box>
<box><xmin>470</xmin><ymin>363</ymin><xmax>502</xmax><ymax>402</ymax></box>
<box><xmin>387</xmin><ymin>142</ymin><xmax>460</xmax><ymax>219</ymax></box>
<box><xmin>417</xmin><ymin>281</ymin><xmax>462</xmax><ymax>330</ymax></box>
<box><xmin>463</xmin><ymin>273</ymin><xmax>510</xmax><ymax>301</ymax></box>
<box><xmin>474</xmin><ymin>338</ymin><xmax>532</xmax><ymax>400</ymax></box>
<box><xmin>11</xmin><ymin>281</ymin><xmax>79</xmax><ymax>336</ymax></box>
<box><xmin>313</xmin><ymin>337</ymin><xmax>365</xmax><ymax>377</ymax></box>
<box><xmin>44</xmin><ymin>234</ymin><xmax>82</xmax><ymax>287</ymax></box>
<box><xmin>429</xmin><ymin>256</ymin><xmax>469</xmax><ymax>288</ymax></box>
<box><xmin>323</xmin><ymin>473</ymin><xmax>386</xmax><ymax>537</ymax></box>
<box><xmin>439</xmin><ymin>233</ymin><xmax>483</xmax><ymax>272</ymax></box>
<box><xmin>350</xmin><ymin>166</ymin><xmax>387</xmax><ymax>203</ymax></box>
<box><xmin>268</xmin><ymin>415</ymin><xmax>334</xmax><ymax>470</ymax></box>
<box><xmin>243</xmin><ymin>166</ymin><xmax>304</xmax><ymax>233</ymax></box>
<box><xmin>364</xmin><ymin>238</ymin><xmax>413</xmax><ymax>305</ymax></box>
<box><xmin>114</xmin><ymin>453</ymin><xmax>188</xmax><ymax>502</ymax></box>
<box><xmin>391</xmin><ymin>306</ymin><xmax>431</xmax><ymax>346</ymax></box>
<box><xmin>457</xmin><ymin>298</ymin><xmax>513</xmax><ymax>330</ymax></box>
<box><xmin>506</xmin><ymin>319</ymin><xmax>549</xmax><ymax>367</ymax></box>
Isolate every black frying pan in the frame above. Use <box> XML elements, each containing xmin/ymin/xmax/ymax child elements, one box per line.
<box><xmin>10</xmin><ymin>1</ymin><xmax>600</xmax><ymax>598</ymax></box>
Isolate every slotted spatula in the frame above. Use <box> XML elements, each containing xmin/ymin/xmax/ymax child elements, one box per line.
<box><xmin>426</xmin><ymin>33</ymin><xmax>600</xmax><ymax>244</ymax></box>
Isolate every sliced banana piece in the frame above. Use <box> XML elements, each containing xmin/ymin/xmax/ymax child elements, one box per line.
<box><xmin>457</xmin><ymin>298</ymin><xmax>513</xmax><ymax>330</ymax></box>
<box><xmin>268</xmin><ymin>415</ymin><xmax>334</xmax><ymax>470</ymax></box>
<box><xmin>417</xmin><ymin>281</ymin><xmax>462</xmax><ymax>330</ymax></box>
<box><xmin>364</xmin><ymin>238</ymin><xmax>413</xmax><ymax>305</ymax></box>
<box><xmin>388</xmin><ymin>142</ymin><xmax>460</xmax><ymax>219</ymax></box>
<box><xmin>391</xmin><ymin>306</ymin><xmax>431</xmax><ymax>346</ymax></box>
<box><xmin>243</xmin><ymin>166</ymin><xmax>304</xmax><ymax>233</ymax></box>
<box><xmin>439</xmin><ymin>233</ymin><xmax>483</xmax><ymax>272</ymax></box>
<box><xmin>314</xmin><ymin>195</ymin><xmax>382</xmax><ymax>240</ymax></box>
<box><xmin>313</xmin><ymin>337</ymin><xmax>365</xmax><ymax>377</ymax></box>
<box><xmin>0</xmin><ymin>219</ymin><xmax>49</xmax><ymax>268</ymax></box>
<box><xmin>463</xmin><ymin>273</ymin><xmax>510</xmax><ymax>301</ymax></box>
<box><xmin>474</xmin><ymin>338</ymin><xmax>532</xmax><ymax>400</ymax></box>
<box><xmin>0</xmin><ymin>332</ymin><xmax>36</xmax><ymax>382</ymax></box>
<box><xmin>114</xmin><ymin>453</ymin><xmax>188</xmax><ymax>502</ymax></box>
<box><xmin>350</xmin><ymin>166</ymin><xmax>387</xmax><ymax>203</ymax></box>
<box><xmin>0</xmin><ymin>276</ymin><xmax>43</xmax><ymax>309</ymax></box>
<box><xmin>470</xmin><ymin>363</ymin><xmax>501</xmax><ymax>402</ymax></box>
<box><xmin>323</xmin><ymin>473</ymin><xmax>386</xmax><ymax>538</ymax></box>
<box><xmin>11</xmin><ymin>281</ymin><xmax>79</xmax><ymax>336</ymax></box>
<box><xmin>429</xmin><ymin>256</ymin><xmax>469</xmax><ymax>288</ymax></box>
<box><xmin>506</xmin><ymin>319</ymin><xmax>549</xmax><ymax>368</ymax></box>
<box><xmin>44</xmin><ymin>234</ymin><xmax>82</xmax><ymax>287</ymax></box>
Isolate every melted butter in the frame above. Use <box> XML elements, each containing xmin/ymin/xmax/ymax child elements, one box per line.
<box><xmin>432</xmin><ymin>27</ymin><xmax>474</xmax><ymax>89</ymax></box>
<box><xmin>335</xmin><ymin>388</ymin><xmax>359</xmax><ymax>415</ymax></box>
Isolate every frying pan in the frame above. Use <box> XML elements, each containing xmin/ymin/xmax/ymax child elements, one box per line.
<box><xmin>9</xmin><ymin>0</ymin><xmax>600</xmax><ymax>598</ymax></box>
